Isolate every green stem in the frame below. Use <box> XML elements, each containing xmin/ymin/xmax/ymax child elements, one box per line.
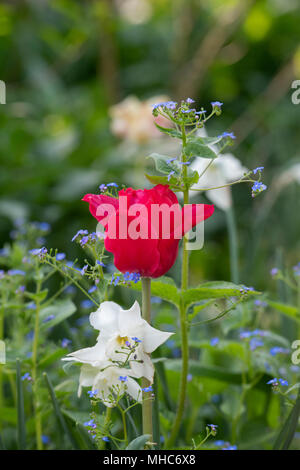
<box><xmin>166</xmin><ymin>124</ymin><xmax>190</xmax><ymax>448</ymax></box>
<box><xmin>141</xmin><ymin>277</ymin><xmax>153</xmax><ymax>439</ymax></box>
<box><xmin>225</xmin><ymin>206</ymin><xmax>239</xmax><ymax>284</ymax></box>
<box><xmin>31</xmin><ymin>278</ymin><xmax>43</xmax><ymax>450</ymax></box>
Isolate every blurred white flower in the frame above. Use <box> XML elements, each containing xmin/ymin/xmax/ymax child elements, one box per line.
<box><xmin>78</xmin><ymin>363</ymin><xmax>141</xmax><ymax>407</ymax></box>
<box><xmin>116</xmin><ymin>0</ymin><xmax>152</xmax><ymax>25</ymax></box>
<box><xmin>63</xmin><ymin>300</ymin><xmax>172</xmax><ymax>404</ymax></box>
<box><xmin>109</xmin><ymin>95</ymin><xmax>171</xmax><ymax>144</ymax></box>
<box><xmin>191</xmin><ymin>129</ymin><xmax>248</xmax><ymax>211</ymax></box>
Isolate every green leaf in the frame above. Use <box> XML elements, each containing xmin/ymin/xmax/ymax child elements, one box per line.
<box><xmin>273</xmin><ymin>389</ymin><xmax>300</xmax><ymax>450</ymax></box>
<box><xmin>144</xmin><ymin>173</ymin><xmax>169</xmax><ymax>185</ymax></box>
<box><xmin>267</xmin><ymin>300</ymin><xmax>299</xmax><ymax>322</ymax></box>
<box><xmin>40</xmin><ymin>299</ymin><xmax>76</xmax><ymax>331</ymax></box>
<box><xmin>185</xmin><ymin>139</ymin><xmax>218</xmax><ymax>159</ymax></box>
<box><xmin>126</xmin><ymin>434</ymin><xmax>152</xmax><ymax>450</ymax></box>
<box><xmin>43</xmin><ymin>372</ymin><xmax>78</xmax><ymax>449</ymax></box>
<box><xmin>182</xmin><ymin>281</ymin><xmax>260</xmax><ymax>309</ymax></box>
<box><xmin>154</xmin><ymin>122</ymin><xmax>182</xmax><ymax>139</ymax></box>
<box><xmin>127</xmin><ymin>277</ymin><xmax>180</xmax><ymax>307</ymax></box>
<box><xmin>195</xmin><ymin>136</ymin><xmax>223</xmax><ymax>146</ymax></box>
<box><xmin>166</xmin><ymin>360</ymin><xmax>270</xmax><ymax>391</ymax></box>
<box><xmin>16</xmin><ymin>359</ymin><xmax>26</xmax><ymax>450</ymax></box>
<box><xmin>0</xmin><ymin>406</ymin><xmax>17</xmax><ymax>424</ymax></box>
<box><xmin>38</xmin><ymin>348</ymin><xmax>66</xmax><ymax>368</ymax></box>
<box><xmin>148</xmin><ymin>153</ymin><xmax>180</xmax><ymax>175</ymax></box>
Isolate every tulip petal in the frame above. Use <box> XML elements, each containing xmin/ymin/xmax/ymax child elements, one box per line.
<box><xmin>181</xmin><ymin>203</ymin><xmax>214</xmax><ymax>236</ymax></box>
<box><xmin>82</xmin><ymin>193</ymin><xmax>118</xmax><ymax>226</ymax></box>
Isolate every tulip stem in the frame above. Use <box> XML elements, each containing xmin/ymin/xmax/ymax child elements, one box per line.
<box><xmin>141</xmin><ymin>277</ymin><xmax>153</xmax><ymax>440</ymax></box>
<box><xmin>166</xmin><ymin>125</ymin><xmax>190</xmax><ymax>448</ymax></box>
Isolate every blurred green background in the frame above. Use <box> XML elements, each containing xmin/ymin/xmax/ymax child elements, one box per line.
<box><xmin>0</xmin><ymin>0</ymin><xmax>299</xmax><ymax>291</ymax></box>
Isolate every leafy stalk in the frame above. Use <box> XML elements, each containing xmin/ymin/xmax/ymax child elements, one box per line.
<box><xmin>167</xmin><ymin>123</ymin><xmax>190</xmax><ymax>448</ymax></box>
<box><xmin>141</xmin><ymin>277</ymin><xmax>153</xmax><ymax>440</ymax></box>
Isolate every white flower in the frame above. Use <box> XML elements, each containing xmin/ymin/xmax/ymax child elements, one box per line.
<box><xmin>190</xmin><ymin>129</ymin><xmax>248</xmax><ymax>211</ymax></box>
<box><xmin>63</xmin><ymin>300</ymin><xmax>173</xmax><ymax>403</ymax></box>
<box><xmin>78</xmin><ymin>363</ymin><xmax>141</xmax><ymax>407</ymax></box>
<box><xmin>109</xmin><ymin>95</ymin><xmax>171</xmax><ymax>144</ymax></box>
<box><xmin>89</xmin><ymin>300</ymin><xmax>173</xmax><ymax>382</ymax></box>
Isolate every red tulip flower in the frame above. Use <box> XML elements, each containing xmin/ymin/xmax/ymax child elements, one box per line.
<box><xmin>83</xmin><ymin>185</ymin><xmax>214</xmax><ymax>278</ymax></box>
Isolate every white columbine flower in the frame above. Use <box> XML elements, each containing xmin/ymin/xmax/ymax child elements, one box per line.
<box><xmin>63</xmin><ymin>300</ymin><xmax>173</xmax><ymax>404</ymax></box>
<box><xmin>191</xmin><ymin>129</ymin><xmax>248</xmax><ymax>211</ymax></box>
<box><xmin>78</xmin><ymin>363</ymin><xmax>142</xmax><ymax>407</ymax></box>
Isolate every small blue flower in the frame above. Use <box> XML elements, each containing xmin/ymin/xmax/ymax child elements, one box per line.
<box><xmin>279</xmin><ymin>378</ymin><xmax>288</xmax><ymax>386</ymax></box>
<box><xmin>56</xmin><ymin>252</ymin><xmax>66</xmax><ymax>261</ymax></box>
<box><xmin>220</xmin><ymin>131</ymin><xmax>235</xmax><ymax>140</ymax></box>
<box><xmin>21</xmin><ymin>373</ymin><xmax>32</xmax><ymax>382</ymax></box>
<box><xmin>270</xmin><ymin>267</ymin><xmax>279</xmax><ymax>277</ymax></box>
<box><xmin>166</xmin><ymin>158</ymin><xmax>177</xmax><ymax>165</ymax></box>
<box><xmin>253</xmin><ymin>166</ymin><xmax>264</xmax><ymax>175</ymax></box>
<box><xmin>167</xmin><ymin>171</ymin><xmax>175</xmax><ymax>181</ymax></box>
<box><xmin>186</xmin><ymin>98</ymin><xmax>195</xmax><ymax>104</ymax></box>
<box><xmin>215</xmin><ymin>440</ymin><xmax>225</xmax><ymax>447</ymax></box>
<box><xmin>7</xmin><ymin>269</ymin><xmax>26</xmax><ymax>276</ymax></box>
<box><xmin>71</xmin><ymin>230</ymin><xmax>88</xmax><ymax>242</ymax></box>
<box><xmin>80</xmin><ymin>236</ymin><xmax>89</xmax><ymax>247</ymax></box>
<box><xmin>119</xmin><ymin>376</ymin><xmax>128</xmax><ymax>383</ymax></box>
<box><xmin>142</xmin><ymin>386</ymin><xmax>153</xmax><ymax>393</ymax></box>
<box><xmin>250</xmin><ymin>338</ymin><xmax>264</xmax><ymax>351</ymax></box>
<box><xmin>80</xmin><ymin>265</ymin><xmax>88</xmax><ymax>276</ymax></box>
<box><xmin>210</xmin><ymin>337</ymin><xmax>219</xmax><ymax>347</ymax></box>
<box><xmin>88</xmin><ymin>285</ymin><xmax>97</xmax><ymax>293</ymax></box>
<box><xmin>267</xmin><ymin>378</ymin><xmax>278</xmax><ymax>385</ymax></box>
<box><xmin>61</xmin><ymin>338</ymin><xmax>72</xmax><ymax>348</ymax></box>
<box><xmin>87</xmin><ymin>390</ymin><xmax>98</xmax><ymax>398</ymax></box>
<box><xmin>187</xmin><ymin>373</ymin><xmax>193</xmax><ymax>382</ymax></box>
<box><xmin>81</xmin><ymin>300</ymin><xmax>94</xmax><ymax>309</ymax></box>
<box><xmin>42</xmin><ymin>435</ymin><xmax>50</xmax><ymax>445</ymax></box>
<box><xmin>97</xmin><ymin>260</ymin><xmax>106</xmax><ymax>267</ymax></box>
<box><xmin>251</xmin><ymin>181</ymin><xmax>267</xmax><ymax>197</ymax></box>
<box><xmin>102</xmin><ymin>436</ymin><xmax>109</xmax><ymax>442</ymax></box>
<box><xmin>43</xmin><ymin>315</ymin><xmax>55</xmax><ymax>323</ymax></box>
<box><xmin>26</xmin><ymin>302</ymin><xmax>36</xmax><ymax>310</ymax></box>
<box><xmin>99</xmin><ymin>184</ymin><xmax>107</xmax><ymax>192</ymax></box>
<box><xmin>132</xmin><ymin>337</ymin><xmax>142</xmax><ymax>343</ymax></box>
<box><xmin>107</xmin><ymin>182</ymin><xmax>118</xmax><ymax>188</ymax></box>
<box><xmin>211</xmin><ymin>101</ymin><xmax>223</xmax><ymax>108</ymax></box>
<box><xmin>208</xmin><ymin>424</ymin><xmax>218</xmax><ymax>432</ymax></box>
<box><xmin>84</xmin><ymin>419</ymin><xmax>96</xmax><ymax>428</ymax></box>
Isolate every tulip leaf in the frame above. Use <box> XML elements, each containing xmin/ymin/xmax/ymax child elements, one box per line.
<box><xmin>154</xmin><ymin>122</ymin><xmax>182</xmax><ymax>139</ymax></box>
<box><xmin>126</xmin><ymin>434</ymin><xmax>152</xmax><ymax>450</ymax></box>
<box><xmin>182</xmin><ymin>281</ymin><xmax>260</xmax><ymax>309</ymax></box>
<box><xmin>128</xmin><ymin>277</ymin><xmax>180</xmax><ymax>307</ymax></box>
